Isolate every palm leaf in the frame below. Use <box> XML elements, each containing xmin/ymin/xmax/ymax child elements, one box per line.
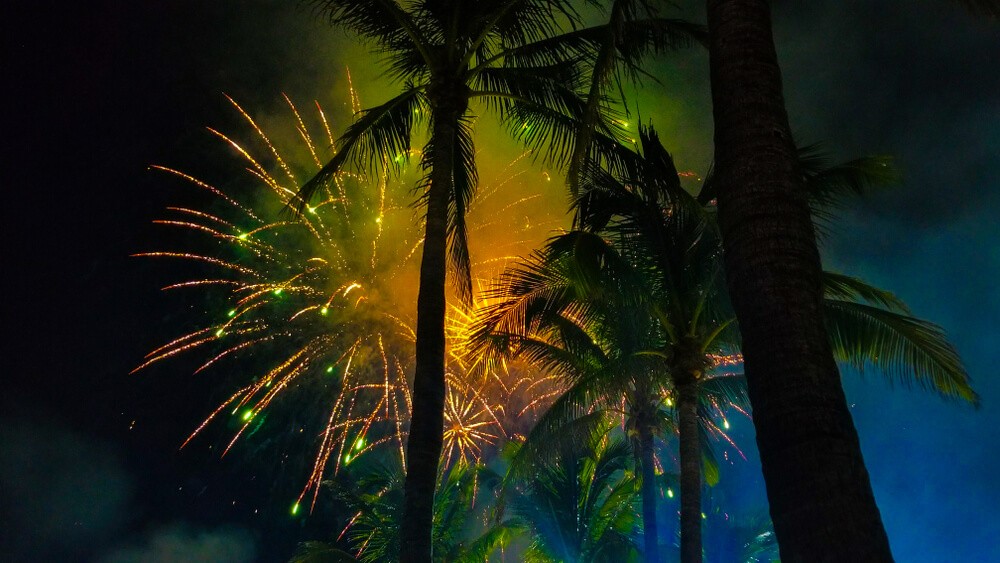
<box><xmin>295</xmin><ymin>86</ymin><xmax>424</xmax><ymax>212</ymax></box>
<box><xmin>822</xmin><ymin>271</ymin><xmax>911</xmax><ymax>313</ymax></box>
<box><xmin>289</xmin><ymin>541</ymin><xmax>360</xmax><ymax>563</ymax></box>
<box><xmin>823</xmin><ymin>299</ymin><xmax>978</xmax><ymax>404</ymax></box>
<box><xmin>309</xmin><ymin>0</ymin><xmax>432</xmax><ymax>62</ymax></box>
<box><xmin>447</xmin><ymin>116</ymin><xmax>478</xmax><ymax>304</ymax></box>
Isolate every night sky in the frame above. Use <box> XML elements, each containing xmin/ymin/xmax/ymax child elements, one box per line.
<box><xmin>4</xmin><ymin>1</ymin><xmax>998</xmax><ymax>561</ymax></box>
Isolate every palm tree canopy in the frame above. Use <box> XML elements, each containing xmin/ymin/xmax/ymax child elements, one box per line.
<box><xmin>505</xmin><ymin>421</ymin><xmax>642</xmax><ymax>562</ymax></box>
<box><xmin>298</xmin><ymin>0</ymin><xmax>703</xmax><ymax>300</ymax></box>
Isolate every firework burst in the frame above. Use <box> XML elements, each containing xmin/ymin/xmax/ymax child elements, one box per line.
<box><xmin>136</xmin><ymin>90</ymin><xmax>562</xmax><ymax>511</ymax></box>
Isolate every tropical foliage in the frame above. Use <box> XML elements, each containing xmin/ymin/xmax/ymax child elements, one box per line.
<box><xmin>294</xmin><ymin>2</ymin><xmax>702</xmax><ymax>556</ymax></box>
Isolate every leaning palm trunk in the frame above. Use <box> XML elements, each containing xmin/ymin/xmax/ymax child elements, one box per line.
<box><xmin>401</xmin><ymin>102</ymin><xmax>461</xmax><ymax>562</ymax></box>
<box><xmin>636</xmin><ymin>420</ymin><xmax>660</xmax><ymax>563</ymax></box>
<box><xmin>676</xmin><ymin>381</ymin><xmax>702</xmax><ymax>563</ymax></box>
<box><xmin>706</xmin><ymin>0</ymin><xmax>892</xmax><ymax>559</ymax></box>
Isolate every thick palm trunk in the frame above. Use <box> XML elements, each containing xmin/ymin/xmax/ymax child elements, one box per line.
<box><xmin>677</xmin><ymin>382</ymin><xmax>701</xmax><ymax>563</ymax></box>
<box><xmin>637</xmin><ymin>422</ymin><xmax>660</xmax><ymax>563</ymax></box>
<box><xmin>400</xmin><ymin>105</ymin><xmax>458</xmax><ymax>563</ymax></box>
<box><xmin>705</xmin><ymin>1</ymin><xmax>892</xmax><ymax>560</ymax></box>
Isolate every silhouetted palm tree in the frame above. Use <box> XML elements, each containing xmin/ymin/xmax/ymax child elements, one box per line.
<box><xmin>478</xmin><ymin>128</ymin><xmax>975</xmax><ymax>563</ymax></box>
<box><xmin>704</xmin><ymin>1</ymin><xmax>996</xmax><ymax>558</ymax></box>
<box><xmin>505</xmin><ymin>418</ymin><xmax>642</xmax><ymax>562</ymax></box>
<box><xmin>295</xmin><ymin>3</ymin><xmax>700</xmax><ymax>557</ymax></box>
<box><xmin>292</xmin><ymin>458</ymin><xmax>515</xmax><ymax>562</ymax></box>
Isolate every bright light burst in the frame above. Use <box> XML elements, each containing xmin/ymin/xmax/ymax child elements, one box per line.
<box><xmin>135</xmin><ymin>89</ymin><xmax>561</xmax><ymax>512</ymax></box>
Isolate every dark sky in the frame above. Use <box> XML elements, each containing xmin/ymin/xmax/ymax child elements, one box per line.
<box><xmin>4</xmin><ymin>1</ymin><xmax>998</xmax><ymax>561</ymax></box>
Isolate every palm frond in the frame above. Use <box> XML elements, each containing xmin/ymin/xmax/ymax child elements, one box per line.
<box><xmin>823</xmin><ymin>299</ymin><xmax>978</xmax><ymax>404</ymax></box>
<box><xmin>295</xmin><ymin>86</ymin><xmax>424</xmax><ymax>212</ymax></box>
<box><xmin>799</xmin><ymin>145</ymin><xmax>899</xmax><ymax>227</ymax></box>
<box><xmin>822</xmin><ymin>271</ymin><xmax>911</xmax><ymax>313</ymax></box>
<box><xmin>699</xmin><ymin>373</ymin><xmax>749</xmax><ymax>413</ymax></box>
<box><xmin>310</xmin><ymin>0</ymin><xmax>433</xmax><ymax>62</ymax></box>
<box><xmin>452</xmin><ymin>522</ymin><xmax>526</xmax><ymax>563</ymax></box>
<box><xmin>290</xmin><ymin>541</ymin><xmax>360</xmax><ymax>563</ymax></box>
<box><xmin>468</xmin><ymin>0</ymin><xmax>585</xmax><ymax>57</ymax></box>
<box><xmin>447</xmin><ymin>116</ymin><xmax>478</xmax><ymax>304</ymax></box>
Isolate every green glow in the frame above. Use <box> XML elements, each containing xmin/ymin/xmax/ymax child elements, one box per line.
<box><xmin>215</xmin><ymin>328</ymin><xmax>224</xmax><ymax>337</ymax></box>
<box><xmin>308</xmin><ymin>206</ymin><xmax>316</xmax><ymax>214</ymax></box>
<box><xmin>354</xmin><ymin>437</ymin><xmax>365</xmax><ymax>451</ymax></box>
<box><xmin>242</xmin><ymin>409</ymin><xmax>253</xmax><ymax>421</ymax></box>
<box><xmin>291</xmin><ymin>502</ymin><xmax>300</xmax><ymax>516</ymax></box>
<box><xmin>701</xmin><ymin>512</ymin><xmax>707</xmax><ymax>520</ymax></box>
<box><xmin>723</xmin><ymin>419</ymin><xmax>730</xmax><ymax>430</ymax></box>
<box><xmin>227</xmin><ymin>309</ymin><xmax>236</xmax><ymax>317</ymax></box>
<box><xmin>326</xmin><ymin>365</ymin><xmax>334</xmax><ymax>373</ymax></box>
<box><xmin>320</xmin><ymin>306</ymin><xmax>329</xmax><ymax>316</ymax></box>
<box><xmin>667</xmin><ymin>488</ymin><xmax>674</xmax><ymax>498</ymax></box>
<box><xmin>238</xmin><ymin>233</ymin><xmax>248</xmax><ymax>240</ymax></box>
<box><xmin>273</xmin><ymin>289</ymin><xmax>283</xmax><ymax>296</ymax></box>
<box><xmin>344</xmin><ymin>453</ymin><xmax>352</xmax><ymax>464</ymax></box>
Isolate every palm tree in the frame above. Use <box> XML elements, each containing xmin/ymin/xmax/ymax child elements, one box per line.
<box><xmin>478</xmin><ymin>127</ymin><xmax>975</xmax><ymax>563</ymax></box>
<box><xmin>704</xmin><ymin>1</ymin><xmax>997</xmax><ymax>558</ymax></box>
<box><xmin>505</xmin><ymin>417</ymin><xmax>643</xmax><ymax>562</ymax></box>
<box><xmin>294</xmin><ymin>2</ymin><xmax>592</xmax><ymax>558</ymax></box>
<box><xmin>475</xmin><ymin>227</ymin><xmax>742</xmax><ymax>563</ymax></box>
<box><xmin>295</xmin><ymin>4</ymin><xmax>700</xmax><ymax>557</ymax></box>
<box><xmin>292</xmin><ymin>457</ymin><xmax>516</xmax><ymax>562</ymax></box>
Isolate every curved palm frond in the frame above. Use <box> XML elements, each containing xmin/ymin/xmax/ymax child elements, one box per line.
<box><xmin>295</xmin><ymin>86</ymin><xmax>425</xmax><ymax>211</ymax></box>
<box><xmin>421</xmin><ymin>114</ymin><xmax>478</xmax><ymax>304</ymax></box>
<box><xmin>290</xmin><ymin>541</ymin><xmax>361</xmax><ymax>563</ymax></box>
<box><xmin>823</xmin><ymin>299</ymin><xmax>978</xmax><ymax>404</ymax></box>
<box><xmin>822</xmin><ymin>271</ymin><xmax>911</xmax><ymax>313</ymax></box>
<box><xmin>566</xmin><ymin>0</ymin><xmax>705</xmax><ymax>195</ymax></box>
<box><xmin>798</xmin><ymin>145</ymin><xmax>900</xmax><ymax>228</ymax></box>
<box><xmin>310</xmin><ymin>0</ymin><xmax>433</xmax><ymax>62</ymax></box>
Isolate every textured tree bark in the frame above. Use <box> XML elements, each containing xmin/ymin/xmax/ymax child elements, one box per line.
<box><xmin>637</xmin><ymin>421</ymin><xmax>660</xmax><ymax>563</ymax></box>
<box><xmin>399</xmin><ymin>102</ymin><xmax>458</xmax><ymax>563</ymax></box>
<box><xmin>677</xmin><ymin>382</ymin><xmax>702</xmax><ymax>563</ymax></box>
<box><xmin>706</xmin><ymin>1</ymin><xmax>893</xmax><ymax>561</ymax></box>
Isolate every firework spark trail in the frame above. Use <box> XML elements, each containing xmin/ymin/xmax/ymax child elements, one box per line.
<box><xmin>136</xmin><ymin>90</ymin><xmax>563</xmax><ymax>511</ymax></box>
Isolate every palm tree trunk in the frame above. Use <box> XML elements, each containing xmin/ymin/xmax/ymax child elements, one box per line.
<box><xmin>677</xmin><ymin>382</ymin><xmax>701</xmax><ymax>563</ymax></box>
<box><xmin>705</xmin><ymin>1</ymin><xmax>893</xmax><ymax>560</ymax></box>
<box><xmin>637</xmin><ymin>421</ymin><xmax>660</xmax><ymax>563</ymax></box>
<box><xmin>400</xmin><ymin>104</ymin><xmax>458</xmax><ymax>563</ymax></box>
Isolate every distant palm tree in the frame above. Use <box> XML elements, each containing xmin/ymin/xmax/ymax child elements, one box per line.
<box><xmin>478</xmin><ymin>127</ymin><xmax>975</xmax><ymax>563</ymax></box>
<box><xmin>475</xmin><ymin>226</ymin><xmax>741</xmax><ymax>563</ymax></box>
<box><xmin>704</xmin><ymin>1</ymin><xmax>997</xmax><ymax>557</ymax></box>
<box><xmin>505</xmin><ymin>417</ymin><xmax>642</xmax><ymax>562</ymax></box>
<box><xmin>295</xmin><ymin>4</ymin><xmax>697</xmax><ymax>557</ymax></box>
<box><xmin>292</xmin><ymin>458</ymin><xmax>516</xmax><ymax>562</ymax></box>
